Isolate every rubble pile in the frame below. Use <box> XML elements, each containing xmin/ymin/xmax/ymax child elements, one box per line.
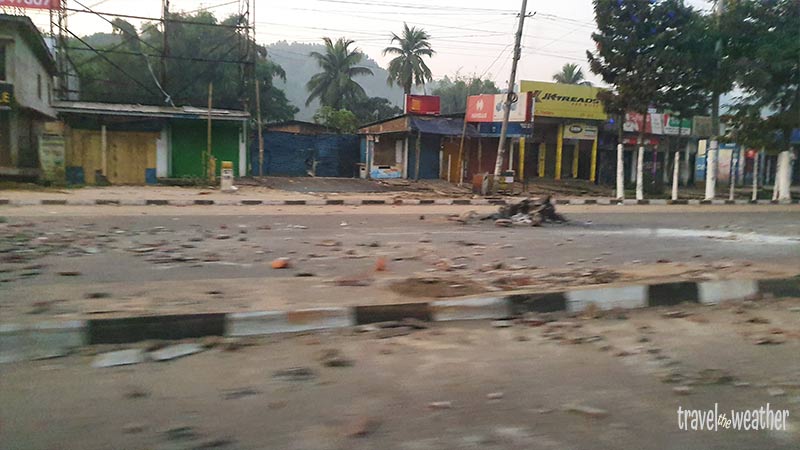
<box><xmin>481</xmin><ymin>196</ymin><xmax>567</xmax><ymax>227</ymax></box>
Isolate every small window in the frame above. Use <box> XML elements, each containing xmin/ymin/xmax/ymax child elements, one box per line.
<box><xmin>37</xmin><ymin>74</ymin><xmax>42</xmax><ymax>99</ymax></box>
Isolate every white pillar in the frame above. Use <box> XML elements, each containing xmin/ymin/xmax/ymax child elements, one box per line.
<box><xmin>704</xmin><ymin>140</ymin><xmax>717</xmax><ymax>199</ymax></box>
<box><xmin>616</xmin><ymin>143</ymin><xmax>624</xmax><ymax>199</ymax></box>
<box><xmin>751</xmin><ymin>149</ymin><xmax>760</xmax><ymax>202</ymax></box>
<box><xmin>671</xmin><ymin>150</ymin><xmax>680</xmax><ymax>200</ymax></box>
<box><xmin>776</xmin><ymin>150</ymin><xmax>793</xmax><ymax>201</ymax></box>
<box><xmin>636</xmin><ymin>146</ymin><xmax>644</xmax><ymax>200</ymax></box>
<box><xmin>728</xmin><ymin>147</ymin><xmax>737</xmax><ymax>201</ymax></box>
<box><xmin>681</xmin><ymin>140</ymin><xmax>691</xmax><ymax>185</ymax></box>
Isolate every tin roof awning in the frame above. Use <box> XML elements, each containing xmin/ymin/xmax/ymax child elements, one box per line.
<box><xmin>409</xmin><ymin>116</ymin><xmax>478</xmax><ymax>137</ymax></box>
<box><xmin>53</xmin><ymin>101</ymin><xmax>250</xmax><ymax>121</ymax></box>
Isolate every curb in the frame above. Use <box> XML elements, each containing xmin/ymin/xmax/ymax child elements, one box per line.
<box><xmin>2</xmin><ymin>276</ymin><xmax>797</xmax><ymax>363</ymax></box>
<box><xmin>2</xmin><ymin>198</ymin><xmax>798</xmax><ymax>207</ymax></box>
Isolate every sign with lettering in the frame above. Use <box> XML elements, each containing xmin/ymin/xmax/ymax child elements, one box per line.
<box><xmin>520</xmin><ymin>80</ymin><xmax>606</xmax><ymax>120</ymax></box>
<box><xmin>405</xmin><ymin>95</ymin><xmax>440</xmax><ymax>116</ymax></box>
<box><xmin>0</xmin><ymin>83</ymin><xmax>12</xmax><ymax>110</ymax></box>
<box><xmin>466</xmin><ymin>93</ymin><xmax>533</xmax><ymax>123</ymax></box>
<box><xmin>563</xmin><ymin>123</ymin><xmax>598</xmax><ymax>140</ymax></box>
<box><xmin>0</xmin><ymin>0</ymin><xmax>61</xmax><ymax>10</ymax></box>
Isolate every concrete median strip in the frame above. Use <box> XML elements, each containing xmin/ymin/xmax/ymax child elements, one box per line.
<box><xmin>227</xmin><ymin>307</ymin><xmax>354</xmax><ymax>336</ymax></box>
<box><xmin>2</xmin><ymin>197</ymin><xmax>797</xmax><ymax>207</ymax></box>
<box><xmin>1</xmin><ymin>276</ymin><xmax>798</xmax><ymax>363</ymax></box>
<box><xmin>0</xmin><ymin>320</ymin><xmax>86</xmax><ymax>363</ymax></box>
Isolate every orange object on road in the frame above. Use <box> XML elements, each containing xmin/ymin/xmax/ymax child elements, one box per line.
<box><xmin>271</xmin><ymin>258</ymin><xmax>290</xmax><ymax>269</ymax></box>
<box><xmin>375</xmin><ymin>257</ymin><xmax>387</xmax><ymax>272</ymax></box>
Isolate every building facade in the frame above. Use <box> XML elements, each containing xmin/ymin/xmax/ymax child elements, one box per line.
<box><xmin>0</xmin><ymin>14</ymin><xmax>57</xmax><ymax>178</ymax></box>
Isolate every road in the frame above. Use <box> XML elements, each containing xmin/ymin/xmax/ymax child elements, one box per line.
<box><xmin>1</xmin><ymin>205</ymin><xmax>799</xmax><ymax>320</ymax></box>
<box><xmin>1</xmin><ymin>204</ymin><xmax>799</xmax><ymax>449</ymax></box>
<box><xmin>1</xmin><ymin>298</ymin><xmax>799</xmax><ymax>449</ymax></box>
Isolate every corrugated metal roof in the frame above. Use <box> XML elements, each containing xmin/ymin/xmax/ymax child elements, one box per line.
<box><xmin>53</xmin><ymin>101</ymin><xmax>249</xmax><ymax>121</ymax></box>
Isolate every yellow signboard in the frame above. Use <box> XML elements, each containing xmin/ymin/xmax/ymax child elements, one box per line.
<box><xmin>520</xmin><ymin>80</ymin><xmax>607</xmax><ymax>121</ymax></box>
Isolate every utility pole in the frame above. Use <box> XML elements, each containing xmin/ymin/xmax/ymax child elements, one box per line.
<box><xmin>255</xmin><ymin>79</ymin><xmax>264</xmax><ymax>176</ymax></box>
<box><xmin>492</xmin><ymin>0</ymin><xmax>529</xmax><ymax>183</ymax></box>
<box><xmin>207</xmin><ymin>82</ymin><xmax>214</xmax><ymax>183</ymax></box>
<box><xmin>705</xmin><ymin>0</ymin><xmax>724</xmax><ymax>200</ymax></box>
<box><xmin>161</xmin><ymin>0</ymin><xmax>169</xmax><ymax>89</ymax></box>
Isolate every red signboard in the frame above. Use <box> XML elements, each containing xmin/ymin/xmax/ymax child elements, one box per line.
<box><xmin>623</xmin><ymin>136</ymin><xmax>661</xmax><ymax>146</ymax></box>
<box><xmin>466</xmin><ymin>94</ymin><xmax>494</xmax><ymax>122</ymax></box>
<box><xmin>466</xmin><ymin>93</ymin><xmax>533</xmax><ymax>123</ymax></box>
<box><xmin>0</xmin><ymin>0</ymin><xmax>61</xmax><ymax>9</ymax></box>
<box><xmin>405</xmin><ymin>95</ymin><xmax>440</xmax><ymax>116</ymax></box>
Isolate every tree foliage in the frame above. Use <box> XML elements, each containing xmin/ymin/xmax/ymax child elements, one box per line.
<box><xmin>313</xmin><ymin>106</ymin><xmax>359</xmax><ymax>133</ymax></box>
<box><xmin>723</xmin><ymin>0</ymin><xmax>799</xmax><ymax>153</ymax></box>
<box><xmin>348</xmin><ymin>97</ymin><xmax>403</xmax><ymax>124</ymax></box>
<box><xmin>69</xmin><ymin>11</ymin><xmax>297</xmax><ymax>122</ymax></box>
<box><xmin>431</xmin><ymin>74</ymin><xmax>500</xmax><ymax>115</ymax></box>
<box><xmin>383</xmin><ymin>23</ymin><xmax>435</xmax><ymax>95</ymax></box>
<box><xmin>552</xmin><ymin>63</ymin><xmax>592</xmax><ymax>85</ymax></box>
<box><xmin>306</xmin><ymin>37</ymin><xmax>374</xmax><ymax>110</ymax></box>
<box><xmin>587</xmin><ymin>0</ymin><xmax>712</xmax><ymax>123</ymax></box>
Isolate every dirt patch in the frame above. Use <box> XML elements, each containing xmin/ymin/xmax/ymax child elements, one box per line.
<box><xmin>489</xmin><ymin>268</ymin><xmax>622</xmax><ymax>290</ymax></box>
<box><xmin>388</xmin><ymin>276</ymin><xmax>489</xmax><ymax>298</ymax></box>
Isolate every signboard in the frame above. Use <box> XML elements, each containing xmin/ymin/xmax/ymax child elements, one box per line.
<box><xmin>563</xmin><ymin>123</ymin><xmax>598</xmax><ymax>140</ymax></box>
<box><xmin>623</xmin><ymin>112</ymin><xmax>665</xmax><ymax>134</ymax></box>
<box><xmin>692</xmin><ymin>116</ymin><xmax>712</xmax><ymax>137</ymax></box>
<box><xmin>622</xmin><ymin>136</ymin><xmax>660</xmax><ymax>146</ymax></box>
<box><xmin>0</xmin><ymin>82</ymin><xmax>12</xmax><ymax>110</ymax></box>
<box><xmin>476</xmin><ymin>121</ymin><xmax>533</xmax><ymax>137</ymax></box>
<box><xmin>466</xmin><ymin>93</ymin><xmax>532</xmax><ymax>123</ymax></box>
<box><xmin>695</xmin><ymin>139</ymin><xmax>707</xmax><ymax>180</ymax></box>
<box><xmin>38</xmin><ymin>132</ymin><xmax>66</xmax><ymax>183</ymax></box>
<box><xmin>623</xmin><ymin>113</ymin><xmax>644</xmax><ymax>133</ymax></box>
<box><xmin>663</xmin><ymin>114</ymin><xmax>692</xmax><ymax>135</ymax></box>
<box><xmin>649</xmin><ymin>113</ymin><xmax>664</xmax><ymax>135</ymax></box>
<box><xmin>405</xmin><ymin>95</ymin><xmax>440</xmax><ymax>116</ymax></box>
<box><xmin>520</xmin><ymin>80</ymin><xmax>606</xmax><ymax>120</ymax></box>
<box><xmin>0</xmin><ymin>0</ymin><xmax>61</xmax><ymax>10</ymax></box>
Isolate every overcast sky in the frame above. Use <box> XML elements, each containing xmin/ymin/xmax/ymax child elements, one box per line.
<box><xmin>26</xmin><ymin>0</ymin><xmax>713</xmax><ymax>89</ymax></box>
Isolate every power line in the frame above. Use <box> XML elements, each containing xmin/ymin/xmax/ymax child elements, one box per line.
<box><xmin>479</xmin><ymin>43</ymin><xmax>513</xmax><ymax>79</ymax></box>
<box><xmin>63</xmin><ymin>7</ymin><xmax>248</xmax><ymax>29</ymax></box>
<box><xmin>58</xmin><ymin>24</ymin><xmax>161</xmax><ymax>98</ymax></box>
<box><xmin>314</xmin><ymin>0</ymin><xmax>517</xmax><ymax>14</ymax></box>
<box><xmin>65</xmin><ymin>46</ymin><xmax>254</xmax><ymax>65</ymax></box>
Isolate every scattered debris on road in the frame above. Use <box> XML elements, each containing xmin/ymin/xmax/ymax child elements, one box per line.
<box><xmin>273</xmin><ymin>367</ymin><xmax>317</xmax><ymax>382</ymax></box>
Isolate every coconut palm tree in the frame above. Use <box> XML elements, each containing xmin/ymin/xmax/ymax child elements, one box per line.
<box><xmin>383</xmin><ymin>23</ymin><xmax>435</xmax><ymax>94</ymax></box>
<box><xmin>306</xmin><ymin>37</ymin><xmax>374</xmax><ymax>109</ymax></box>
<box><xmin>552</xmin><ymin>63</ymin><xmax>592</xmax><ymax>86</ymax></box>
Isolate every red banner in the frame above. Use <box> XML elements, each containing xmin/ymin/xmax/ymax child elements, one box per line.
<box><xmin>0</xmin><ymin>0</ymin><xmax>60</xmax><ymax>10</ymax></box>
<box><xmin>466</xmin><ymin>94</ymin><xmax>494</xmax><ymax>122</ymax></box>
<box><xmin>405</xmin><ymin>95</ymin><xmax>440</xmax><ymax>116</ymax></box>
<box><xmin>466</xmin><ymin>93</ymin><xmax>533</xmax><ymax>123</ymax></box>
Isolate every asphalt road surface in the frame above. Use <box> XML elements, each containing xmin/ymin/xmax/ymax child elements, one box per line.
<box><xmin>1</xmin><ymin>205</ymin><xmax>798</xmax><ymax>320</ymax></box>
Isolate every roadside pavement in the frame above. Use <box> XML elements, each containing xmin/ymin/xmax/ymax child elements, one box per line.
<box><xmin>2</xmin><ymin>298</ymin><xmax>799</xmax><ymax>449</ymax></box>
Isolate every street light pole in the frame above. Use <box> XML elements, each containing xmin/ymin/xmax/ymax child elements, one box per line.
<box><xmin>492</xmin><ymin>0</ymin><xmax>529</xmax><ymax>184</ymax></box>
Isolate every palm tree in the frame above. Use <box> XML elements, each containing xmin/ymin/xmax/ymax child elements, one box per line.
<box><xmin>306</xmin><ymin>37</ymin><xmax>374</xmax><ymax>109</ymax></box>
<box><xmin>552</xmin><ymin>63</ymin><xmax>592</xmax><ymax>86</ymax></box>
<box><xmin>383</xmin><ymin>23</ymin><xmax>435</xmax><ymax>95</ymax></box>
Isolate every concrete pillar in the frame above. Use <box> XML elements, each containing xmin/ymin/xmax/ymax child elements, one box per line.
<box><xmin>555</xmin><ymin>124</ymin><xmax>563</xmax><ymax>180</ymax></box>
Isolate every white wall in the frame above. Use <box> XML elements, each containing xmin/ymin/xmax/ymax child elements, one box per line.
<box><xmin>2</xmin><ymin>28</ymin><xmax>55</xmax><ymax>118</ymax></box>
<box><xmin>156</xmin><ymin>126</ymin><xmax>170</xmax><ymax>178</ymax></box>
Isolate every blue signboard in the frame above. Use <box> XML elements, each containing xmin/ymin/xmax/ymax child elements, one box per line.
<box><xmin>477</xmin><ymin>122</ymin><xmax>533</xmax><ymax>137</ymax></box>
